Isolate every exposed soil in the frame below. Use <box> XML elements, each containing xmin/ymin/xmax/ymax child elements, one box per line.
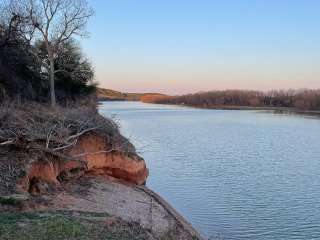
<box><xmin>0</xmin><ymin>176</ymin><xmax>202</xmax><ymax>240</ymax></box>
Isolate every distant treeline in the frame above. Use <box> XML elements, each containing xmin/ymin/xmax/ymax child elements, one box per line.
<box><xmin>142</xmin><ymin>89</ymin><xmax>320</xmax><ymax>111</ymax></box>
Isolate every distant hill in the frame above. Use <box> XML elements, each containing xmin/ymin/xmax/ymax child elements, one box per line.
<box><xmin>97</xmin><ymin>88</ymin><xmax>168</xmax><ymax>101</ymax></box>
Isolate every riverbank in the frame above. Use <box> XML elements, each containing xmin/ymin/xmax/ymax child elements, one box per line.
<box><xmin>139</xmin><ymin>89</ymin><xmax>320</xmax><ymax>114</ymax></box>
<box><xmin>146</xmin><ymin>103</ymin><xmax>320</xmax><ymax>116</ymax></box>
<box><xmin>97</xmin><ymin>88</ymin><xmax>320</xmax><ymax>115</ymax></box>
<box><xmin>0</xmin><ymin>102</ymin><xmax>202</xmax><ymax>240</ymax></box>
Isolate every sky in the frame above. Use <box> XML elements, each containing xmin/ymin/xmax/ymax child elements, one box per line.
<box><xmin>82</xmin><ymin>0</ymin><xmax>320</xmax><ymax>94</ymax></box>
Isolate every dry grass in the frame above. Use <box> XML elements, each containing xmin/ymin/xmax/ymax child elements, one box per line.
<box><xmin>0</xmin><ymin>101</ymin><xmax>135</xmax><ymax>154</ymax></box>
<box><xmin>0</xmin><ymin>101</ymin><xmax>136</xmax><ymax>194</ymax></box>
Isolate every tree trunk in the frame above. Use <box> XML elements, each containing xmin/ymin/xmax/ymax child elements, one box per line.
<box><xmin>49</xmin><ymin>57</ymin><xmax>56</xmax><ymax>107</ymax></box>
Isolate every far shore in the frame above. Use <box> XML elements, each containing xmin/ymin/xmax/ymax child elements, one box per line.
<box><xmin>99</xmin><ymin>98</ymin><xmax>320</xmax><ymax>116</ymax></box>
<box><xmin>97</xmin><ymin>88</ymin><xmax>320</xmax><ymax>116</ymax></box>
<box><xmin>162</xmin><ymin>104</ymin><xmax>320</xmax><ymax>115</ymax></box>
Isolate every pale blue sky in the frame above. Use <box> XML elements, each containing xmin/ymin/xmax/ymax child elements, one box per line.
<box><xmin>82</xmin><ymin>0</ymin><xmax>320</xmax><ymax>94</ymax></box>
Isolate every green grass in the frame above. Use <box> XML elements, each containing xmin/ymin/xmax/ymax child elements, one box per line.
<box><xmin>0</xmin><ymin>212</ymin><xmax>40</xmax><ymax>224</ymax></box>
<box><xmin>0</xmin><ymin>194</ymin><xmax>29</xmax><ymax>206</ymax></box>
<box><xmin>0</xmin><ymin>197</ymin><xmax>18</xmax><ymax>206</ymax></box>
<box><xmin>0</xmin><ymin>212</ymin><xmax>149</xmax><ymax>240</ymax></box>
<box><xmin>0</xmin><ymin>214</ymin><xmax>83</xmax><ymax>240</ymax></box>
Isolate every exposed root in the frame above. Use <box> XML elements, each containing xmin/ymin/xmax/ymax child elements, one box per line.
<box><xmin>0</xmin><ymin>102</ymin><xmax>146</xmax><ymax>195</ymax></box>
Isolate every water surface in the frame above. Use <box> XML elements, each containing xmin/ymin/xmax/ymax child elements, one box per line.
<box><xmin>99</xmin><ymin>101</ymin><xmax>320</xmax><ymax>239</ymax></box>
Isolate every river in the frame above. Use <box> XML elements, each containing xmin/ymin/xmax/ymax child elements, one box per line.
<box><xmin>99</xmin><ymin>101</ymin><xmax>320</xmax><ymax>239</ymax></box>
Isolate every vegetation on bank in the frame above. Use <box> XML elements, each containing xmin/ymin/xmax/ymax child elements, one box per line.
<box><xmin>0</xmin><ymin>0</ymin><xmax>96</xmax><ymax>105</ymax></box>
<box><xmin>0</xmin><ymin>211</ymin><xmax>201</xmax><ymax>240</ymax></box>
<box><xmin>142</xmin><ymin>89</ymin><xmax>320</xmax><ymax>111</ymax></box>
<box><xmin>0</xmin><ymin>101</ymin><xmax>131</xmax><ymax>154</ymax></box>
<box><xmin>0</xmin><ymin>211</ymin><xmax>150</xmax><ymax>240</ymax></box>
<box><xmin>0</xmin><ymin>101</ymin><xmax>137</xmax><ymax>195</ymax></box>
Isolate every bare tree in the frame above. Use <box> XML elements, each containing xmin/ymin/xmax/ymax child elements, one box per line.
<box><xmin>23</xmin><ymin>0</ymin><xmax>94</xmax><ymax>106</ymax></box>
<box><xmin>0</xmin><ymin>0</ymin><xmax>35</xmax><ymax>46</ymax></box>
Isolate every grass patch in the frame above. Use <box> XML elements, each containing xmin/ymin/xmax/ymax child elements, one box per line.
<box><xmin>0</xmin><ymin>194</ymin><xmax>29</xmax><ymax>206</ymax></box>
<box><xmin>0</xmin><ymin>212</ymin><xmax>150</xmax><ymax>240</ymax></box>
<box><xmin>0</xmin><ymin>197</ymin><xmax>18</xmax><ymax>206</ymax></box>
<box><xmin>0</xmin><ymin>215</ymin><xmax>83</xmax><ymax>240</ymax></box>
<box><xmin>0</xmin><ymin>212</ymin><xmax>40</xmax><ymax>224</ymax></box>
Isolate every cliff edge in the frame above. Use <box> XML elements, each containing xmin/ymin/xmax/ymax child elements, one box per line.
<box><xmin>0</xmin><ymin>102</ymin><xmax>202</xmax><ymax>240</ymax></box>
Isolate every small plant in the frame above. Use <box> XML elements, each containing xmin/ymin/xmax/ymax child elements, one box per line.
<box><xmin>0</xmin><ymin>194</ymin><xmax>28</xmax><ymax>206</ymax></box>
<box><xmin>0</xmin><ymin>197</ymin><xmax>17</xmax><ymax>205</ymax></box>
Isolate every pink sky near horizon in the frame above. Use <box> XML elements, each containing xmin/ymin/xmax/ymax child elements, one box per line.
<box><xmin>83</xmin><ymin>1</ymin><xmax>320</xmax><ymax>95</ymax></box>
<box><xmin>92</xmin><ymin>59</ymin><xmax>320</xmax><ymax>95</ymax></box>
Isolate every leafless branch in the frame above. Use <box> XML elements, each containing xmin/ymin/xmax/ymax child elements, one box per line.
<box><xmin>66</xmin><ymin>127</ymin><xmax>97</xmax><ymax>142</ymax></box>
<box><xmin>52</xmin><ymin>138</ymin><xmax>78</xmax><ymax>151</ymax></box>
<box><xmin>72</xmin><ymin>148</ymin><xmax>126</xmax><ymax>158</ymax></box>
<box><xmin>0</xmin><ymin>139</ymin><xmax>15</xmax><ymax>146</ymax></box>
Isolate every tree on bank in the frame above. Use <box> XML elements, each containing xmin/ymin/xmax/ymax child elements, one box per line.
<box><xmin>0</xmin><ymin>0</ymin><xmax>96</xmax><ymax>104</ymax></box>
<box><xmin>0</xmin><ymin>2</ymin><xmax>43</xmax><ymax>101</ymax></box>
<box><xmin>35</xmin><ymin>39</ymin><xmax>96</xmax><ymax>102</ymax></box>
<box><xmin>21</xmin><ymin>0</ymin><xmax>93</xmax><ymax>106</ymax></box>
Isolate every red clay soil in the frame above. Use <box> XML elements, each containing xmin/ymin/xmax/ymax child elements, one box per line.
<box><xmin>17</xmin><ymin>133</ymin><xmax>148</xmax><ymax>194</ymax></box>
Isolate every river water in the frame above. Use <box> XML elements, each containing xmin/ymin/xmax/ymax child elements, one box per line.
<box><xmin>99</xmin><ymin>101</ymin><xmax>320</xmax><ymax>239</ymax></box>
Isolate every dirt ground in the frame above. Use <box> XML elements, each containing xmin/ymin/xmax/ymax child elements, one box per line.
<box><xmin>0</xmin><ymin>176</ymin><xmax>203</xmax><ymax>240</ymax></box>
<box><xmin>49</xmin><ymin>176</ymin><xmax>202</xmax><ymax>240</ymax></box>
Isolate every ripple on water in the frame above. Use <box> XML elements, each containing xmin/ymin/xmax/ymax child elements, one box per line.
<box><xmin>100</xmin><ymin>102</ymin><xmax>320</xmax><ymax>239</ymax></box>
